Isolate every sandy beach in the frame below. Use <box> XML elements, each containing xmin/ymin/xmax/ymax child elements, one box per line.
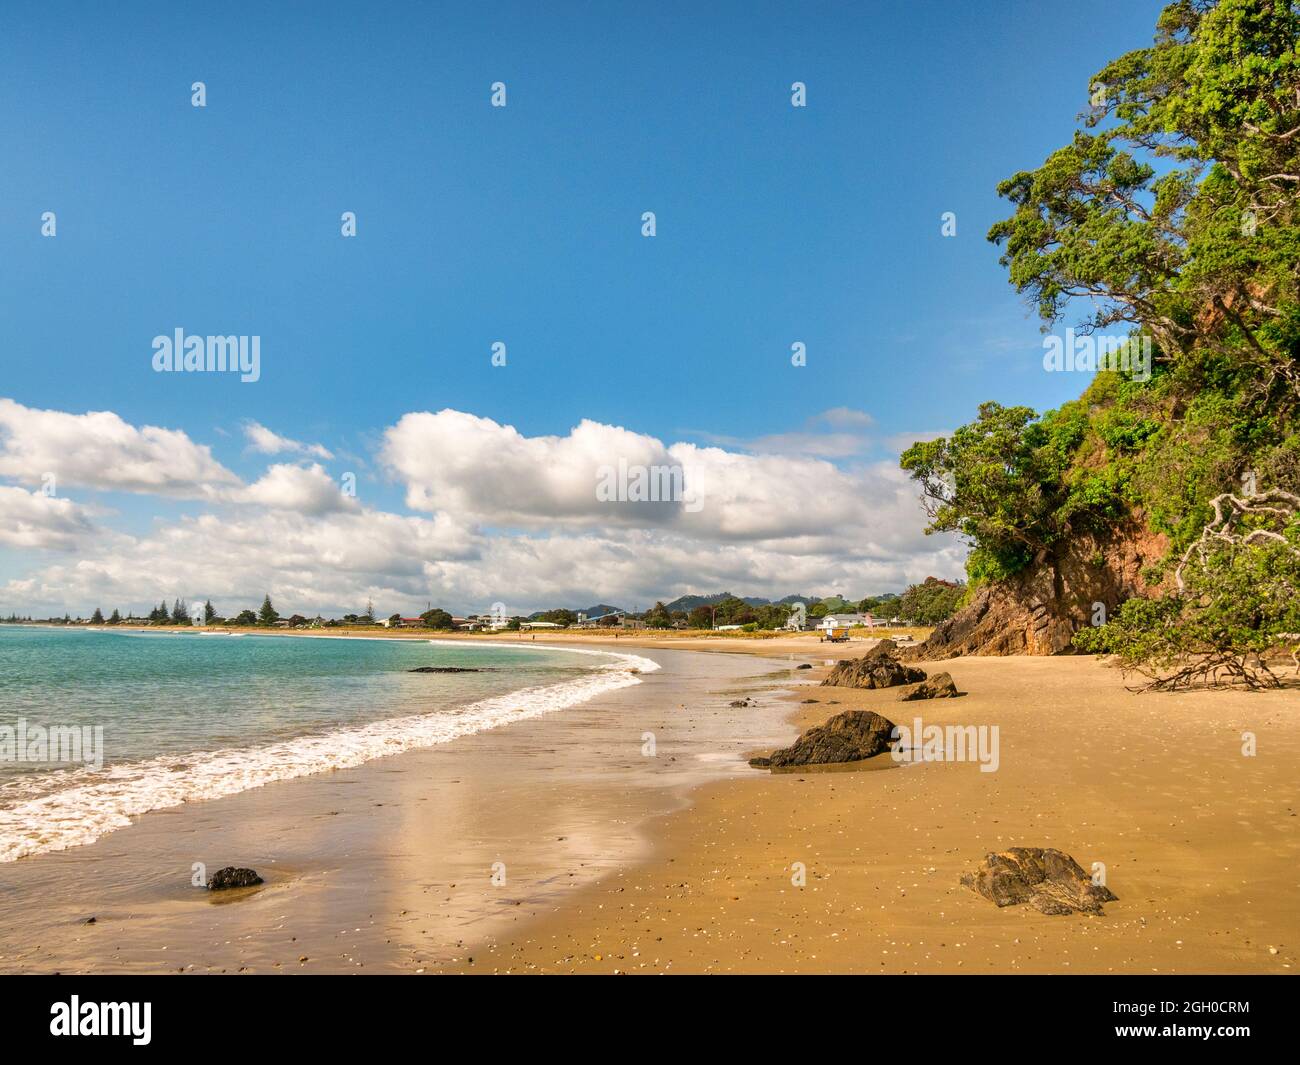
<box><xmin>455</xmin><ymin>643</ymin><xmax>1299</xmax><ymax>975</ymax></box>
<box><xmin>1</xmin><ymin>629</ymin><xmax>1295</xmax><ymax>975</ymax></box>
<box><xmin>0</xmin><ymin>643</ymin><xmax>798</xmax><ymax>973</ymax></box>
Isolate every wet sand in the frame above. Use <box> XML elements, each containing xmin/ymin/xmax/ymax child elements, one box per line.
<box><xmin>0</xmin><ymin>648</ymin><xmax>798</xmax><ymax>973</ymax></box>
<box><xmin>3</xmin><ymin>631</ymin><xmax>1296</xmax><ymax>975</ymax></box>
<box><xmin>450</xmin><ymin>653</ymin><xmax>1300</xmax><ymax>974</ymax></box>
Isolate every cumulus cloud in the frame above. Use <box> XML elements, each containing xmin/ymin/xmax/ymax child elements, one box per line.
<box><xmin>236</xmin><ymin>464</ymin><xmax>358</xmax><ymax>515</ymax></box>
<box><xmin>0</xmin><ymin>403</ymin><xmax>966</xmax><ymax>615</ymax></box>
<box><xmin>380</xmin><ymin>409</ymin><xmax>899</xmax><ymax>543</ymax></box>
<box><xmin>0</xmin><ymin>486</ymin><xmax>97</xmax><ymax>551</ymax></box>
<box><xmin>2</xmin><ymin>507</ymin><xmax>480</xmax><ymax>616</ymax></box>
<box><xmin>3</xmin><ymin>510</ymin><xmax>963</xmax><ymax>618</ymax></box>
<box><xmin>0</xmin><ymin>398</ymin><xmax>239</xmax><ymax>498</ymax></box>
<box><xmin>382</xmin><ymin>410</ymin><xmax>682</xmax><ymax>526</ymax></box>
<box><xmin>243</xmin><ymin>421</ymin><xmax>333</xmax><ymax>460</ymax></box>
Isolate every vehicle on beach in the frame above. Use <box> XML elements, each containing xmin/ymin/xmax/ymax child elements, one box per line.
<box><xmin>821</xmin><ymin>627</ymin><xmax>851</xmax><ymax>643</ymax></box>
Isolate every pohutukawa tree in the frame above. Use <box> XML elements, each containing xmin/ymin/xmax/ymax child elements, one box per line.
<box><xmin>903</xmin><ymin>0</ymin><xmax>1300</xmax><ymax>683</ymax></box>
<box><xmin>1074</xmin><ymin>486</ymin><xmax>1300</xmax><ymax>689</ymax></box>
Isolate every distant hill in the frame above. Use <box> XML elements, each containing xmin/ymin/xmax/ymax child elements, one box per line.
<box><xmin>661</xmin><ymin>591</ymin><xmax>895</xmax><ymax>613</ymax></box>
<box><xmin>662</xmin><ymin>592</ymin><xmax>780</xmax><ymax>613</ymax></box>
<box><xmin>525</xmin><ymin>593</ymin><xmax>900</xmax><ymax>620</ymax></box>
<box><xmin>575</xmin><ymin>603</ymin><xmax>624</xmax><ymax>618</ymax></box>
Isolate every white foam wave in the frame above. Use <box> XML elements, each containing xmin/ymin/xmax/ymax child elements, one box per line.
<box><xmin>0</xmin><ymin>645</ymin><xmax>659</xmax><ymax>863</ymax></box>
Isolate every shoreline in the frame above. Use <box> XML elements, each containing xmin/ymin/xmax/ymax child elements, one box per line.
<box><xmin>3</xmin><ymin>629</ymin><xmax>1296</xmax><ymax>975</ymax></box>
<box><xmin>446</xmin><ymin>653</ymin><xmax>1300</xmax><ymax>975</ymax></box>
<box><xmin>0</xmin><ymin>637</ymin><xmax>663</xmax><ymax>864</ymax></box>
<box><xmin>0</xmin><ymin>645</ymin><xmax>805</xmax><ymax>973</ymax></box>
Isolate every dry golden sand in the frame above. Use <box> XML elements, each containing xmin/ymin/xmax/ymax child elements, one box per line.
<box><xmin>447</xmin><ymin>650</ymin><xmax>1300</xmax><ymax>975</ymax></box>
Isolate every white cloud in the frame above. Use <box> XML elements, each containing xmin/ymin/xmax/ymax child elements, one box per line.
<box><xmin>0</xmin><ymin>403</ymin><xmax>966</xmax><ymax>616</ymax></box>
<box><xmin>683</xmin><ymin>407</ymin><xmax>876</xmax><ymax>459</ymax></box>
<box><xmin>243</xmin><ymin>420</ymin><xmax>333</xmax><ymax>460</ymax></box>
<box><xmin>0</xmin><ymin>398</ymin><xmax>239</xmax><ymax>499</ymax></box>
<box><xmin>381</xmin><ymin>409</ymin><xmax>901</xmax><ymax>542</ymax></box>
<box><xmin>0</xmin><ymin>486</ymin><xmax>97</xmax><ymax>551</ymax></box>
<box><xmin>237</xmin><ymin>464</ymin><xmax>358</xmax><ymax>515</ymax></box>
<box><xmin>887</xmin><ymin>429</ymin><xmax>950</xmax><ymax>453</ymax></box>
<box><xmin>2</xmin><ymin>507</ymin><xmax>480</xmax><ymax>617</ymax></box>
<box><xmin>2</xmin><ymin>510</ymin><xmax>963</xmax><ymax>618</ymax></box>
<box><xmin>382</xmin><ymin>410</ymin><xmax>682</xmax><ymax>526</ymax></box>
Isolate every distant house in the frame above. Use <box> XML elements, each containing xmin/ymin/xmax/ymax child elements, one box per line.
<box><xmin>818</xmin><ymin>613</ymin><xmax>875</xmax><ymax>632</ymax></box>
<box><xmin>576</xmin><ymin>611</ymin><xmax>625</xmax><ymax>628</ymax></box>
<box><xmin>381</xmin><ymin>617</ymin><xmax>425</xmax><ymax>629</ymax></box>
<box><xmin>520</xmin><ymin>620</ymin><xmax>563</xmax><ymax>631</ymax></box>
<box><xmin>714</xmin><ymin>624</ymin><xmax>743</xmax><ymax>632</ymax></box>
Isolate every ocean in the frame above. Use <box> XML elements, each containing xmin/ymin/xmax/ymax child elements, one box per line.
<box><xmin>0</xmin><ymin>626</ymin><xmax>656</xmax><ymax>862</ymax></box>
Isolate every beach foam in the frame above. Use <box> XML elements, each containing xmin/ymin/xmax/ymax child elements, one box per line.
<box><xmin>0</xmin><ymin>645</ymin><xmax>658</xmax><ymax>863</ymax></box>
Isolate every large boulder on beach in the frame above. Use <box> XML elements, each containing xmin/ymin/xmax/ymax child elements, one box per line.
<box><xmin>896</xmin><ymin>671</ymin><xmax>959</xmax><ymax>701</ymax></box>
<box><xmin>749</xmin><ymin>710</ymin><xmax>897</xmax><ymax>769</ymax></box>
<box><xmin>208</xmin><ymin>867</ymin><xmax>264</xmax><ymax>891</ymax></box>
<box><xmin>821</xmin><ymin>640</ymin><xmax>925</xmax><ymax>689</ymax></box>
<box><xmin>960</xmin><ymin>848</ymin><xmax>1117</xmax><ymax>915</ymax></box>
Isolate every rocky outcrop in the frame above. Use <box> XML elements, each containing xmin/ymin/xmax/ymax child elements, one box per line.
<box><xmin>409</xmin><ymin>666</ymin><xmax>488</xmax><ymax>673</ymax></box>
<box><xmin>907</xmin><ymin>520</ymin><xmax>1170</xmax><ymax>659</ymax></box>
<box><xmin>821</xmin><ymin>640</ymin><xmax>926</xmax><ymax>688</ymax></box>
<box><xmin>208</xmin><ymin>867</ymin><xmax>264</xmax><ymax>891</ymax></box>
<box><xmin>960</xmin><ymin>848</ymin><xmax>1117</xmax><ymax>915</ymax></box>
<box><xmin>749</xmin><ymin>710</ymin><xmax>897</xmax><ymax>768</ymax></box>
<box><xmin>897</xmin><ymin>671</ymin><xmax>959</xmax><ymax>700</ymax></box>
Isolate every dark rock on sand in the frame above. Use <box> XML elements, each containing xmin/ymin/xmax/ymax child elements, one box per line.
<box><xmin>821</xmin><ymin>640</ymin><xmax>925</xmax><ymax>689</ymax></box>
<box><xmin>408</xmin><ymin>666</ymin><xmax>487</xmax><ymax>673</ymax></box>
<box><xmin>796</xmin><ymin>663</ymin><xmax>813</xmax><ymax>670</ymax></box>
<box><xmin>208</xmin><ymin>867</ymin><xmax>264</xmax><ymax>891</ymax></box>
<box><xmin>750</xmin><ymin>710</ymin><xmax>897</xmax><ymax>769</ymax></box>
<box><xmin>960</xmin><ymin>848</ymin><xmax>1117</xmax><ymax>915</ymax></box>
<box><xmin>896</xmin><ymin>671</ymin><xmax>959</xmax><ymax>701</ymax></box>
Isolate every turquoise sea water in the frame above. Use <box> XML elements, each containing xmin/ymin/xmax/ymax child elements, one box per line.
<box><xmin>0</xmin><ymin>627</ymin><xmax>656</xmax><ymax>861</ymax></box>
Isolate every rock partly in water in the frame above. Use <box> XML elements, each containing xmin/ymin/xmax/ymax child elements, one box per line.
<box><xmin>750</xmin><ymin>710</ymin><xmax>897</xmax><ymax>769</ymax></box>
<box><xmin>960</xmin><ymin>848</ymin><xmax>1117</xmax><ymax>915</ymax></box>
<box><xmin>208</xmin><ymin>867</ymin><xmax>264</xmax><ymax>891</ymax></box>
<box><xmin>896</xmin><ymin>671</ymin><xmax>960</xmax><ymax>701</ymax></box>
<box><xmin>821</xmin><ymin>640</ymin><xmax>925</xmax><ymax>689</ymax></box>
<box><xmin>408</xmin><ymin>666</ymin><xmax>487</xmax><ymax>673</ymax></box>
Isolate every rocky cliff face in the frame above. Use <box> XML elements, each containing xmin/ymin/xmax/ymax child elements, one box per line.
<box><xmin>907</xmin><ymin>519</ymin><xmax>1170</xmax><ymax>659</ymax></box>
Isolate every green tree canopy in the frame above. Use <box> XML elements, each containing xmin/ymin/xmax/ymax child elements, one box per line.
<box><xmin>258</xmin><ymin>594</ymin><xmax>279</xmax><ymax>626</ymax></box>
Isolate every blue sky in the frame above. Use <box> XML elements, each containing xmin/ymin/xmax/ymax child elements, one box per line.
<box><xmin>0</xmin><ymin>0</ymin><xmax>1168</xmax><ymax>616</ymax></box>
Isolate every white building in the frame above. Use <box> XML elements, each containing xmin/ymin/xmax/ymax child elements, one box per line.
<box><xmin>818</xmin><ymin>613</ymin><xmax>875</xmax><ymax>632</ymax></box>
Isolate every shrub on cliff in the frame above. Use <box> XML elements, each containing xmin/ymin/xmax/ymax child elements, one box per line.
<box><xmin>901</xmin><ymin>0</ymin><xmax>1300</xmax><ymax>671</ymax></box>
